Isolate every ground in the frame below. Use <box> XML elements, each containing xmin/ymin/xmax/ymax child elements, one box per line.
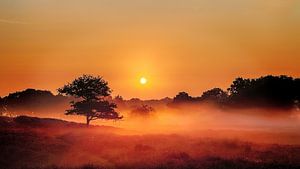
<box><xmin>0</xmin><ymin>116</ymin><xmax>300</xmax><ymax>169</ymax></box>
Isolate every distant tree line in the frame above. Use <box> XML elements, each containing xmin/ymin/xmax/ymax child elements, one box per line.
<box><xmin>173</xmin><ymin>75</ymin><xmax>300</xmax><ymax>109</ymax></box>
<box><xmin>0</xmin><ymin>89</ymin><xmax>68</xmax><ymax>116</ymax></box>
<box><xmin>1</xmin><ymin>75</ymin><xmax>299</xmax><ymax>118</ymax></box>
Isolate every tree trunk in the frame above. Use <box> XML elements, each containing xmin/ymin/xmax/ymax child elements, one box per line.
<box><xmin>86</xmin><ymin>116</ymin><xmax>90</xmax><ymax>126</ymax></box>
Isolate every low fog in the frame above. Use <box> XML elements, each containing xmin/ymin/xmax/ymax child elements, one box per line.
<box><xmin>7</xmin><ymin>101</ymin><xmax>299</xmax><ymax>145</ymax></box>
<box><xmin>115</xmin><ymin>104</ymin><xmax>300</xmax><ymax>134</ymax></box>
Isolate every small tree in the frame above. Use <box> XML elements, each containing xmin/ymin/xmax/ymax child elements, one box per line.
<box><xmin>131</xmin><ymin>104</ymin><xmax>155</xmax><ymax>116</ymax></box>
<box><xmin>58</xmin><ymin>75</ymin><xmax>122</xmax><ymax>125</ymax></box>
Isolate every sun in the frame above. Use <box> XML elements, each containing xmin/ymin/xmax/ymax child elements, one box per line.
<box><xmin>140</xmin><ymin>77</ymin><xmax>147</xmax><ymax>85</ymax></box>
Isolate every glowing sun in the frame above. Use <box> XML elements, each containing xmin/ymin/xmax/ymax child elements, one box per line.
<box><xmin>140</xmin><ymin>77</ymin><xmax>147</xmax><ymax>85</ymax></box>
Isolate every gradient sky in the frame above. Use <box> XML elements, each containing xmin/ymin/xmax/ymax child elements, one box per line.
<box><xmin>1</xmin><ymin>0</ymin><xmax>300</xmax><ymax>99</ymax></box>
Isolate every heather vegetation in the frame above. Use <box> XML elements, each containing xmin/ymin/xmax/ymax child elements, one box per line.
<box><xmin>0</xmin><ymin>116</ymin><xmax>300</xmax><ymax>169</ymax></box>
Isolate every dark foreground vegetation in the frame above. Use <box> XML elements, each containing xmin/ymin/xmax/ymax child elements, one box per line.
<box><xmin>1</xmin><ymin>116</ymin><xmax>300</xmax><ymax>169</ymax></box>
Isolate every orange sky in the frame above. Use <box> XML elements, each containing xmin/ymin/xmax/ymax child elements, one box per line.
<box><xmin>0</xmin><ymin>0</ymin><xmax>300</xmax><ymax>99</ymax></box>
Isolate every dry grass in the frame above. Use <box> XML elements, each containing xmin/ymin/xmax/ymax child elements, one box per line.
<box><xmin>1</xmin><ymin>116</ymin><xmax>300</xmax><ymax>169</ymax></box>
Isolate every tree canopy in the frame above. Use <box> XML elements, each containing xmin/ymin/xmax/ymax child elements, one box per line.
<box><xmin>171</xmin><ymin>75</ymin><xmax>300</xmax><ymax>110</ymax></box>
<box><xmin>201</xmin><ymin>88</ymin><xmax>228</xmax><ymax>104</ymax></box>
<box><xmin>227</xmin><ymin>75</ymin><xmax>299</xmax><ymax>109</ymax></box>
<box><xmin>0</xmin><ymin>89</ymin><xmax>67</xmax><ymax>113</ymax></box>
<box><xmin>58</xmin><ymin>75</ymin><xmax>111</xmax><ymax>101</ymax></box>
<box><xmin>173</xmin><ymin>92</ymin><xmax>193</xmax><ymax>103</ymax></box>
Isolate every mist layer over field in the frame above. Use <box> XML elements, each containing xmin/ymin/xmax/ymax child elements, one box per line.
<box><xmin>13</xmin><ymin>101</ymin><xmax>299</xmax><ymax>145</ymax></box>
<box><xmin>119</xmin><ymin>105</ymin><xmax>299</xmax><ymax>132</ymax></box>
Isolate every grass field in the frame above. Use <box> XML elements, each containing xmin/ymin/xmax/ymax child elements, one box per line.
<box><xmin>1</xmin><ymin>116</ymin><xmax>299</xmax><ymax>169</ymax></box>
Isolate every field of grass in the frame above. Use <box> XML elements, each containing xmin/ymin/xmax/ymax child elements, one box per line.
<box><xmin>0</xmin><ymin>116</ymin><xmax>300</xmax><ymax>169</ymax></box>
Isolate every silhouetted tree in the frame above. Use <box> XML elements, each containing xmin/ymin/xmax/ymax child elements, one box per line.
<box><xmin>131</xmin><ymin>104</ymin><xmax>155</xmax><ymax>116</ymax></box>
<box><xmin>173</xmin><ymin>92</ymin><xmax>193</xmax><ymax>103</ymax></box>
<box><xmin>227</xmin><ymin>77</ymin><xmax>252</xmax><ymax>95</ymax></box>
<box><xmin>201</xmin><ymin>88</ymin><xmax>228</xmax><ymax>104</ymax></box>
<box><xmin>1</xmin><ymin>89</ymin><xmax>67</xmax><ymax>113</ymax></box>
<box><xmin>58</xmin><ymin>75</ymin><xmax>122</xmax><ymax>125</ymax></box>
<box><xmin>227</xmin><ymin>75</ymin><xmax>299</xmax><ymax>109</ymax></box>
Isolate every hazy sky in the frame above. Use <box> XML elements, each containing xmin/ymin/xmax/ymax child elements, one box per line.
<box><xmin>1</xmin><ymin>0</ymin><xmax>300</xmax><ymax>99</ymax></box>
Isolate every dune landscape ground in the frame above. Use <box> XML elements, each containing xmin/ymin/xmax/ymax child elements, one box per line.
<box><xmin>1</xmin><ymin>115</ymin><xmax>300</xmax><ymax>169</ymax></box>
